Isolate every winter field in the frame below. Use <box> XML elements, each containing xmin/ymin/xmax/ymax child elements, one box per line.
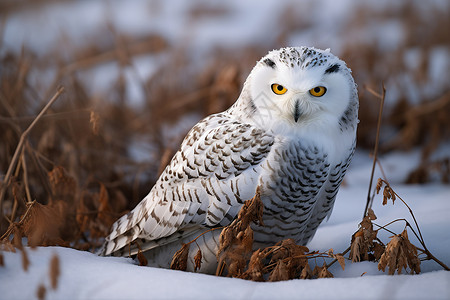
<box><xmin>1</xmin><ymin>0</ymin><xmax>449</xmax><ymax>299</ymax></box>
<box><xmin>1</xmin><ymin>151</ymin><xmax>450</xmax><ymax>300</ymax></box>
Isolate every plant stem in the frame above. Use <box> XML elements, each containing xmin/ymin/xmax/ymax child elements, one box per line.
<box><xmin>418</xmin><ymin>247</ymin><xmax>450</xmax><ymax>271</ymax></box>
<box><xmin>0</xmin><ymin>87</ymin><xmax>64</xmax><ymax>221</ymax></box>
<box><xmin>326</xmin><ymin>246</ymin><xmax>351</xmax><ymax>269</ymax></box>
<box><xmin>364</xmin><ymin>84</ymin><xmax>386</xmax><ymax>219</ymax></box>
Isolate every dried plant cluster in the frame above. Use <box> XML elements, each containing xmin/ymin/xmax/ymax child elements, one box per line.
<box><xmin>168</xmin><ymin>175</ymin><xmax>448</xmax><ymax>281</ymax></box>
<box><xmin>0</xmin><ymin>164</ymin><xmax>128</xmax><ymax>250</ymax></box>
<box><xmin>0</xmin><ymin>0</ymin><xmax>449</xmax><ymax>292</ymax></box>
<box><xmin>170</xmin><ymin>191</ymin><xmax>344</xmax><ymax>281</ymax></box>
<box><xmin>349</xmin><ymin>207</ymin><xmax>422</xmax><ymax>276</ymax></box>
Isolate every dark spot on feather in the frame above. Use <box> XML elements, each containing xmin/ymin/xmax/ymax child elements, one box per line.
<box><xmin>325</xmin><ymin>63</ymin><xmax>340</xmax><ymax>74</ymax></box>
<box><xmin>263</xmin><ymin>58</ymin><xmax>276</xmax><ymax>69</ymax></box>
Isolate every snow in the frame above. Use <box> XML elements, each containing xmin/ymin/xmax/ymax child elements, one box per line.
<box><xmin>1</xmin><ymin>150</ymin><xmax>450</xmax><ymax>300</ymax></box>
<box><xmin>2</xmin><ymin>247</ymin><xmax>449</xmax><ymax>300</ymax></box>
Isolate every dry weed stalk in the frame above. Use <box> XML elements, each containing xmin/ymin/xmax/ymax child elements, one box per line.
<box><xmin>0</xmin><ymin>87</ymin><xmax>65</xmax><ymax>218</ymax></box>
<box><xmin>363</xmin><ymin>84</ymin><xmax>385</xmax><ymax>219</ymax></box>
<box><xmin>375</xmin><ymin>178</ymin><xmax>449</xmax><ymax>271</ymax></box>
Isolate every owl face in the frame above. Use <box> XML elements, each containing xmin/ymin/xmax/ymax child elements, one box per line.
<box><xmin>247</xmin><ymin>47</ymin><xmax>356</xmax><ymax>132</ymax></box>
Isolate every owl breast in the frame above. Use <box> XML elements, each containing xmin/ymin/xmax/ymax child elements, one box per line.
<box><xmin>252</xmin><ymin>136</ymin><xmax>353</xmax><ymax>247</ymax></box>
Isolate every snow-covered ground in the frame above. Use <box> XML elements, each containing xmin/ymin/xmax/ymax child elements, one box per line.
<box><xmin>1</xmin><ymin>150</ymin><xmax>449</xmax><ymax>300</ymax></box>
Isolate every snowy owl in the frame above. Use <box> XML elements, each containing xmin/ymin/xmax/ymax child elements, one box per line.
<box><xmin>99</xmin><ymin>46</ymin><xmax>359</xmax><ymax>274</ymax></box>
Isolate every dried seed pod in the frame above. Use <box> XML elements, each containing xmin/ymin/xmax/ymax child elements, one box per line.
<box><xmin>194</xmin><ymin>249</ymin><xmax>202</xmax><ymax>272</ymax></box>
<box><xmin>300</xmin><ymin>263</ymin><xmax>312</xmax><ymax>279</ymax></box>
<box><xmin>268</xmin><ymin>260</ymin><xmax>290</xmax><ymax>282</ymax></box>
<box><xmin>315</xmin><ymin>263</ymin><xmax>334</xmax><ymax>278</ymax></box>
<box><xmin>378</xmin><ymin>229</ymin><xmax>420</xmax><ymax>275</ymax></box>
<box><xmin>241</xmin><ymin>249</ymin><xmax>265</xmax><ymax>281</ymax></box>
<box><xmin>170</xmin><ymin>243</ymin><xmax>190</xmax><ymax>271</ymax></box>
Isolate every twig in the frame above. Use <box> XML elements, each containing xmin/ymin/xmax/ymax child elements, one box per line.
<box><xmin>416</xmin><ymin>246</ymin><xmax>450</xmax><ymax>271</ymax></box>
<box><xmin>27</xmin><ymin>146</ymin><xmax>54</xmax><ymax>200</ymax></box>
<box><xmin>373</xmin><ymin>222</ymin><xmax>398</xmax><ymax>236</ymax></box>
<box><xmin>0</xmin><ymin>87</ymin><xmax>65</xmax><ymax>220</ymax></box>
<box><xmin>0</xmin><ymin>109</ymin><xmax>91</xmax><ymax>124</ymax></box>
<box><xmin>326</xmin><ymin>246</ymin><xmax>351</xmax><ymax>269</ymax></box>
<box><xmin>185</xmin><ymin>226</ymin><xmax>224</xmax><ymax>246</ymax></box>
<box><xmin>375</xmin><ymin>157</ymin><xmax>388</xmax><ymax>182</ymax></box>
<box><xmin>374</xmin><ymin>218</ymin><xmax>423</xmax><ymax>247</ymax></box>
<box><xmin>9</xmin><ymin>153</ymin><xmax>23</xmax><ymax>224</ymax></box>
<box><xmin>391</xmin><ymin>189</ymin><xmax>425</xmax><ymax>246</ymax></box>
<box><xmin>0</xmin><ymin>92</ymin><xmax>21</xmax><ymax>136</ymax></box>
<box><xmin>378</xmin><ymin>179</ymin><xmax>426</xmax><ymax>247</ymax></box>
<box><xmin>363</xmin><ymin>84</ymin><xmax>386</xmax><ymax>219</ymax></box>
<box><xmin>22</xmin><ymin>145</ymin><xmax>32</xmax><ymax>203</ymax></box>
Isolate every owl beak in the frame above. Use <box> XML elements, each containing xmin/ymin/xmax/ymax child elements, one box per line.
<box><xmin>294</xmin><ymin>100</ymin><xmax>301</xmax><ymax>122</ymax></box>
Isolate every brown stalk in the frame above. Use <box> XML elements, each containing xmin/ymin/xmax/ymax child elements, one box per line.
<box><xmin>186</xmin><ymin>226</ymin><xmax>224</xmax><ymax>246</ymax></box>
<box><xmin>0</xmin><ymin>109</ymin><xmax>91</xmax><ymax>124</ymax></box>
<box><xmin>326</xmin><ymin>246</ymin><xmax>351</xmax><ymax>269</ymax></box>
<box><xmin>21</xmin><ymin>146</ymin><xmax>32</xmax><ymax>203</ymax></box>
<box><xmin>415</xmin><ymin>246</ymin><xmax>449</xmax><ymax>271</ymax></box>
<box><xmin>9</xmin><ymin>153</ymin><xmax>23</xmax><ymax>223</ymax></box>
<box><xmin>363</xmin><ymin>84</ymin><xmax>386</xmax><ymax>219</ymax></box>
<box><xmin>374</xmin><ymin>157</ymin><xmax>388</xmax><ymax>182</ymax></box>
<box><xmin>27</xmin><ymin>147</ymin><xmax>54</xmax><ymax>200</ymax></box>
<box><xmin>0</xmin><ymin>87</ymin><xmax>65</xmax><ymax>220</ymax></box>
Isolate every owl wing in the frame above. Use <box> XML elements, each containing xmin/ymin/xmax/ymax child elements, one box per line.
<box><xmin>100</xmin><ymin>113</ymin><xmax>274</xmax><ymax>256</ymax></box>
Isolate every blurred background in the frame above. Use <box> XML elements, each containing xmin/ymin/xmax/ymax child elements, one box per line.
<box><xmin>0</xmin><ymin>0</ymin><xmax>449</xmax><ymax>249</ymax></box>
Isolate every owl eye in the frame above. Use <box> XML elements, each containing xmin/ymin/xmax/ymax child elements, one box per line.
<box><xmin>309</xmin><ymin>86</ymin><xmax>327</xmax><ymax>97</ymax></box>
<box><xmin>271</xmin><ymin>84</ymin><xmax>287</xmax><ymax>95</ymax></box>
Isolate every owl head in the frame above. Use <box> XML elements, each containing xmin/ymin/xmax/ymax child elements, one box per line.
<box><xmin>234</xmin><ymin>47</ymin><xmax>358</xmax><ymax>135</ymax></box>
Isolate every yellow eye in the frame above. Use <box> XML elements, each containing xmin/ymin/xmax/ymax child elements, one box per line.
<box><xmin>309</xmin><ymin>86</ymin><xmax>327</xmax><ymax>97</ymax></box>
<box><xmin>271</xmin><ymin>84</ymin><xmax>287</xmax><ymax>95</ymax></box>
